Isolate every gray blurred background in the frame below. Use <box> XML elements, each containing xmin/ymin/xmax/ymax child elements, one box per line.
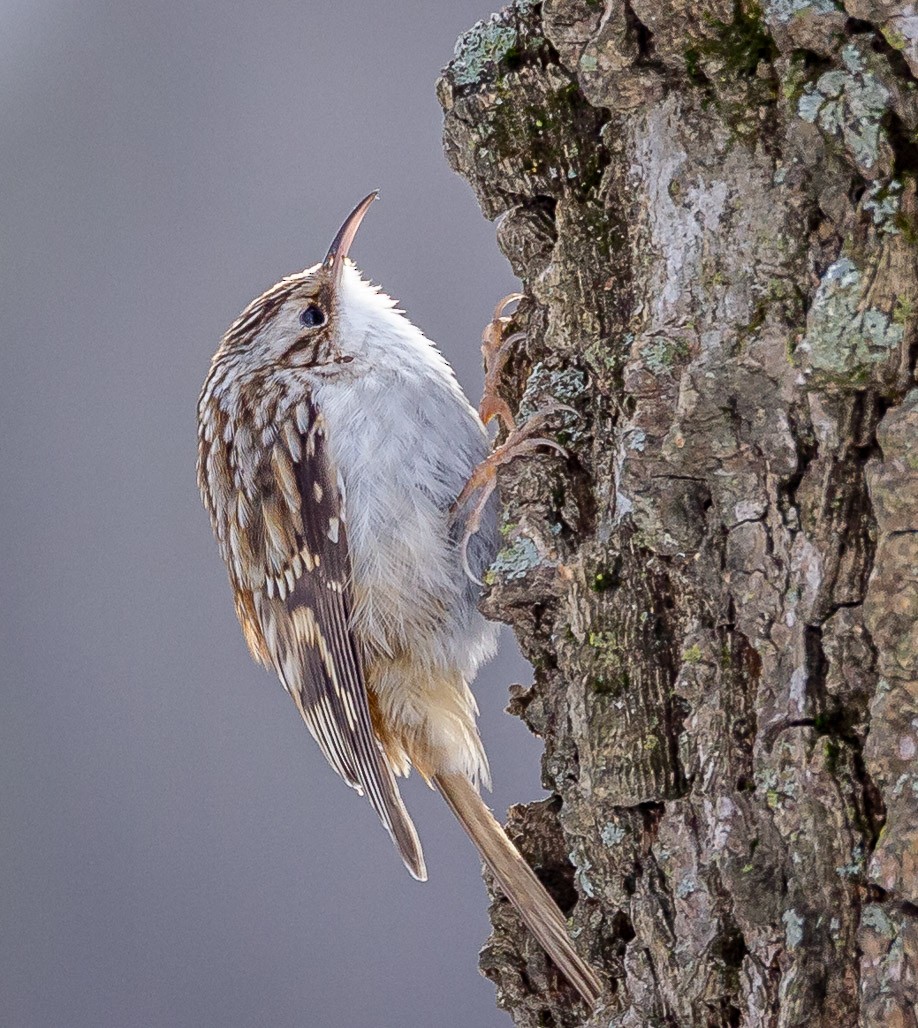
<box><xmin>0</xmin><ymin>3</ymin><xmax>545</xmax><ymax>1026</ymax></box>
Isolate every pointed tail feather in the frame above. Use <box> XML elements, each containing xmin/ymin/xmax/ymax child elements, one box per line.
<box><xmin>434</xmin><ymin>771</ymin><xmax>601</xmax><ymax>1008</ymax></box>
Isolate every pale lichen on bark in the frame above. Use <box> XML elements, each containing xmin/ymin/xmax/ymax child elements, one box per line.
<box><xmin>439</xmin><ymin>2</ymin><xmax>918</xmax><ymax>1025</ymax></box>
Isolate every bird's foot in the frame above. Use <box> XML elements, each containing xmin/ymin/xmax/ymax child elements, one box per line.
<box><xmin>454</xmin><ymin>413</ymin><xmax>571</xmax><ymax>587</ymax></box>
<box><xmin>454</xmin><ymin>294</ymin><xmax>574</xmax><ymax>584</ymax></box>
<box><xmin>479</xmin><ymin>293</ymin><xmax>524</xmax><ymax>434</ymax></box>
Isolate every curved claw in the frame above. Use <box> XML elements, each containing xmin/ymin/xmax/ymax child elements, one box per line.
<box><xmin>493</xmin><ymin>292</ymin><xmax>524</xmax><ymax>321</ymax></box>
<box><xmin>456</xmin><ymin>474</ymin><xmax>497</xmax><ymax>587</ymax></box>
<box><xmin>460</xmin><ymin>532</ymin><xmax>485</xmax><ymax>588</ymax></box>
<box><xmin>493</xmin><ymin>330</ymin><xmax>527</xmax><ymax>355</ymax></box>
<box><xmin>544</xmin><ymin>401</ymin><xmax>580</xmax><ymax>418</ymax></box>
<box><xmin>523</xmin><ymin>436</ymin><xmax>569</xmax><ymax>459</ymax></box>
<box><xmin>506</xmin><ymin>407</ymin><xmax>574</xmax><ymax>442</ymax></box>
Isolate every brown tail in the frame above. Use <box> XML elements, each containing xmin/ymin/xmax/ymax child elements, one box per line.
<box><xmin>434</xmin><ymin>771</ymin><xmax>602</xmax><ymax>1009</ymax></box>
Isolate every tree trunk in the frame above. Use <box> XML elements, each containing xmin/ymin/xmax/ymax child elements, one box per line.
<box><xmin>437</xmin><ymin>3</ymin><xmax>918</xmax><ymax>1025</ymax></box>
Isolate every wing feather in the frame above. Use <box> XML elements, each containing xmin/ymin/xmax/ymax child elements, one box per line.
<box><xmin>254</xmin><ymin>398</ymin><xmax>426</xmax><ymax>881</ymax></box>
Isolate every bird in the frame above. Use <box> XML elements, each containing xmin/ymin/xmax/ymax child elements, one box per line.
<box><xmin>196</xmin><ymin>192</ymin><xmax>601</xmax><ymax>1008</ymax></box>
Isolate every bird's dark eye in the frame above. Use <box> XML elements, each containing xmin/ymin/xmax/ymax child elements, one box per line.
<box><xmin>299</xmin><ymin>305</ymin><xmax>325</xmax><ymax>328</ymax></box>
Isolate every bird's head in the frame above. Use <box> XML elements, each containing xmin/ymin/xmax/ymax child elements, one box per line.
<box><xmin>214</xmin><ymin>191</ymin><xmax>415</xmax><ymax>383</ymax></box>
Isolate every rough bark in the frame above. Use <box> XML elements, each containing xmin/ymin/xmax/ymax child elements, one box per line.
<box><xmin>437</xmin><ymin>3</ymin><xmax>918</xmax><ymax>1025</ymax></box>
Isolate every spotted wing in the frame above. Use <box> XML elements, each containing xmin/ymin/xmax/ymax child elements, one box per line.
<box><xmin>258</xmin><ymin>398</ymin><xmax>426</xmax><ymax>881</ymax></box>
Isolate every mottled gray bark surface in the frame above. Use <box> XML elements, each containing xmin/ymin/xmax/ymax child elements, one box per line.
<box><xmin>437</xmin><ymin>3</ymin><xmax>918</xmax><ymax>1025</ymax></box>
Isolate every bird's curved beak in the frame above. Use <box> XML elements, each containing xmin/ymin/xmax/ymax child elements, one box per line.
<box><xmin>323</xmin><ymin>191</ymin><xmax>378</xmax><ymax>287</ymax></box>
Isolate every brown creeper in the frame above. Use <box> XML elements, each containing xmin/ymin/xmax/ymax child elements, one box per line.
<box><xmin>196</xmin><ymin>194</ymin><xmax>601</xmax><ymax>1007</ymax></box>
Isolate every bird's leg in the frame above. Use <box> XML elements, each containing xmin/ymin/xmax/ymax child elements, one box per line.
<box><xmin>453</xmin><ymin>295</ymin><xmax>571</xmax><ymax>584</ymax></box>
<box><xmin>479</xmin><ymin>292</ymin><xmax>523</xmax><ymax>434</ymax></box>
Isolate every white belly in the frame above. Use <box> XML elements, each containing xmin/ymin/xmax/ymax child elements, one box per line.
<box><xmin>313</xmin><ymin>365</ymin><xmax>496</xmax><ymax>679</ymax></box>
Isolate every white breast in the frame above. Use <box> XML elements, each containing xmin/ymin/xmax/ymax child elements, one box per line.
<box><xmin>311</xmin><ymin>269</ymin><xmax>498</xmax><ymax>680</ymax></box>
